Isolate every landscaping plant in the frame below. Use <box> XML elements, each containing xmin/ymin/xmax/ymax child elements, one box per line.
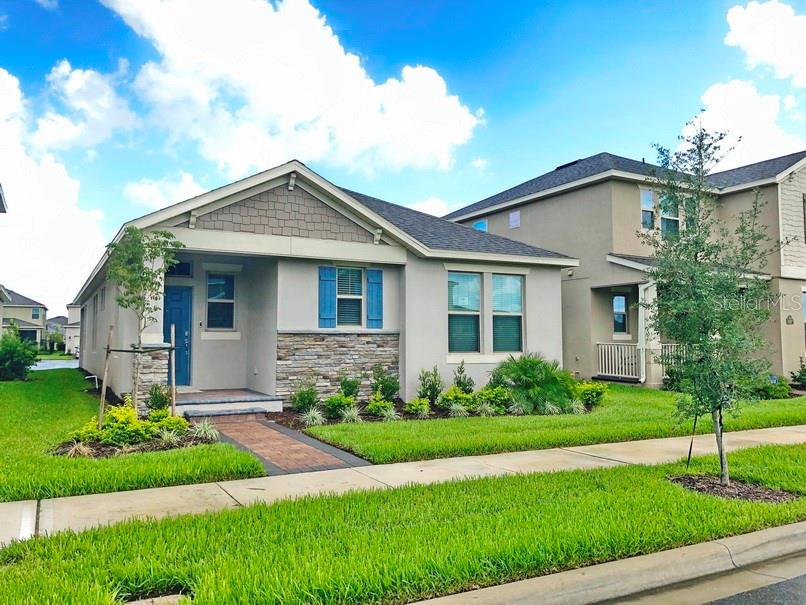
<box><xmin>492</xmin><ymin>353</ymin><xmax>576</xmax><ymax>414</ymax></box>
<box><xmin>339</xmin><ymin>375</ymin><xmax>361</xmax><ymax>399</ymax></box>
<box><xmin>640</xmin><ymin>124</ymin><xmax>781</xmax><ymax>486</ymax></box>
<box><xmin>323</xmin><ymin>391</ymin><xmax>356</xmax><ymax>419</ymax></box>
<box><xmin>749</xmin><ymin>375</ymin><xmax>791</xmax><ymax>400</ymax></box>
<box><xmin>404</xmin><ymin>397</ymin><xmax>431</xmax><ymax>419</ymax></box>
<box><xmin>472</xmin><ymin>385</ymin><xmax>512</xmax><ymax>415</ymax></box>
<box><xmin>290</xmin><ymin>378</ymin><xmax>320</xmax><ymax>412</ymax></box>
<box><xmin>790</xmin><ymin>359</ymin><xmax>806</xmax><ymax>386</ymax></box>
<box><xmin>452</xmin><ymin>360</ymin><xmax>475</xmax><ymax>393</ymax></box>
<box><xmin>379</xmin><ymin>406</ymin><xmax>401</xmax><ymax>422</ymax></box>
<box><xmin>417</xmin><ymin>366</ymin><xmax>444</xmax><ymax>405</ymax></box>
<box><xmin>147</xmin><ymin>384</ymin><xmax>172</xmax><ymax>410</ymax></box>
<box><xmin>436</xmin><ymin>385</ymin><xmax>473</xmax><ymax>411</ymax></box>
<box><xmin>106</xmin><ymin>226</ymin><xmax>184</xmax><ymax>410</ymax></box>
<box><xmin>575</xmin><ymin>382</ymin><xmax>608</xmax><ymax>408</ymax></box>
<box><xmin>300</xmin><ymin>407</ymin><xmax>325</xmax><ymax>428</ymax></box>
<box><xmin>339</xmin><ymin>406</ymin><xmax>362</xmax><ymax>424</ymax></box>
<box><xmin>366</xmin><ymin>389</ymin><xmax>394</xmax><ymax>416</ymax></box>
<box><xmin>0</xmin><ymin>323</ymin><xmax>38</xmax><ymax>381</ymax></box>
<box><xmin>474</xmin><ymin>401</ymin><xmax>498</xmax><ymax>417</ymax></box>
<box><xmin>370</xmin><ymin>364</ymin><xmax>400</xmax><ymax>402</ymax></box>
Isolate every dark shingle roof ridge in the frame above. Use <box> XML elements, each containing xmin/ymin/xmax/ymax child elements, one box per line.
<box><xmin>1</xmin><ymin>286</ymin><xmax>46</xmax><ymax>307</ymax></box>
<box><xmin>340</xmin><ymin>187</ymin><xmax>572</xmax><ymax>260</ymax></box>
<box><xmin>707</xmin><ymin>149</ymin><xmax>806</xmax><ymax>188</ymax></box>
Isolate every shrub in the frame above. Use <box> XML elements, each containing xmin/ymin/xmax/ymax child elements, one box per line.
<box><xmin>507</xmin><ymin>401</ymin><xmax>527</xmax><ymax>416</ymax></box>
<box><xmin>154</xmin><ymin>415</ymin><xmax>190</xmax><ymax>434</ymax></box>
<box><xmin>662</xmin><ymin>366</ymin><xmax>690</xmax><ymax>392</ymax></box>
<box><xmin>448</xmin><ymin>402</ymin><xmax>469</xmax><ymax>418</ymax></box>
<box><xmin>575</xmin><ymin>382</ymin><xmax>608</xmax><ymax>408</ymax></box>
<box><xmin>452</xmin><ymin>360</ymin><xmax>475</xmax><ymax>394</ymax></box>
<box><xmin>158</xmin><ymin>428</ymin><xmax>181</xmax><ymax>447</ymax></box>
<box><xmin>190</xmin><ymin>419</ymin><xmax>219</xmax><ymax>441</ymax></box>
<box><xmin>436</xmin><ymin>386</ymin><xmax>473</xmax><ymax>411</ymax></box>
<box><xmin>70</xmin><ymin>418</ymin><xmax>103</xmax><ymax>443</ymax></box>
<box><xmin>366</xmin><ymin>390</ymin><xmax>394</xmax><ymax>416</ymax></box>
<box><xmin>487</xmin><ymin>366</ymin><xmax>508</xmax><ymax>389</ymax></box>
<box><xmin>379</xmin><ymin>406</ymin><xmax>401</xmax><ymax>422</ymax></box>
<box><xmin>0</xmin><ymin>324</ymin><xmax>38</xmax><ymax>381</ymax></box>
<box><xmin>99</xmin><ymin>405</ymin><xmax>156</xmax><ymax>446</ymax></box>
<box><xmin>323</xmin><ymin>392</ymin><xmax>356</xmax><ymax>419</ymax></box>
<box><xmin>291</xmin><ymin>379</ymin><xmax>320</xmax><ymax>412</ymax></box>
<box><xmin>339</xmin><ymin>375</ymin><xmax>361</xmax><ymax>399</ymax></box>
<box><xmin>339</xmin><ymin>406</ymin><xmax>362</xmax><ymax>424</ymax></box>
<box><xmin>300</xmin><ymin>407</ymin><xmax>325</xmax><ymax>428</ymax></box>
<box><xmin>542</xmin><ymin>401</ymin><xmax>562</xmax><ymax>415</ymax></box>
<box><xmin>370</xmin><ymin>365</ymin><xmax>400</xmax><ymax>402</ymax></box>
<box><xmin>751</xmin><ymin>375</ymin><xmax>791</xmax><ymax>400</ymax></box>
<box><xmin>147</xmin><ymin>408</ymin><xmax>170</xmax><ymax>422</ymax></box>
<box><xmin>492</xmin><ymin>353</ymin><xmax>576</xmax><ymax>414</ymax></box>
<box><xmin>474</xmin><ymin>401</ymin><xmax>498</xmax><ymax>417</ymax></box>
<box><xmin>404</xmin><ymin>397</ymin><xmax>431</xmax><ymax>419</ymax></box>
<box><xmin>472</xmin><ymin>386</ymin><xmax>511</xmax><ymax>415</ymax></box>
<box><xmin>146</xmin><ymin>384</ymin><xmax>171</xmax><ymax>410</ymax></box>
<box><xmin>417</xmin><ymin>366</ymin><xmax>444</xmax><ymax>405</ymax></box>
<box><xmin>791</xmin><ymin>360</ymin><xmax>806</xmax><ymax>385</ymax></box>
<box><xmin>570</xmin><ymin>399</ymin><xmax>587</xmax><ymax>415</ymax></box>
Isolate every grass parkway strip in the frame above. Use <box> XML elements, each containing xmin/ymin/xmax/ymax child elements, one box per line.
<box><xmin>0</xmin><ymin>370</ymin><xmax>264</xmax><ymax>502</ymax></box>
<box><xmin>0</xmin><ymin>444</ymin><xmax>804</xmax><ymax>604</ymax></box>
<box><xmin>307</xmin><ymin>384</ymin><xmax>806</xmax><ymax>463</ymax></box>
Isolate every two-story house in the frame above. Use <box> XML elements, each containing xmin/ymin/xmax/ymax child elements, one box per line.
<box><xmin>0</xmin><ymin>285</ymin><xmax>47</xmax><ymax>346</ymax></box>
<box><xmin>446</xmin><ymin>150</ymin><xmax>806</xmax><ymax>386</ymax></box>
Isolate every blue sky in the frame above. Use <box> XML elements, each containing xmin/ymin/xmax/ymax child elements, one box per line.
<box><xmin>1</xmin><ymin>0</ymin><xmax>805</xmax><ymax>313</ymax></box>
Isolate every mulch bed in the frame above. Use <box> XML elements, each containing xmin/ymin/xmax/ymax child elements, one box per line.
<box><xmin>270</xmin><ymin>400</ymin><xmax>458</xmax><ymax>430</ymax></box>
<box><xmin>53</xmin><ymin>435</ymin><xmax>216</xmax><ymax>459</ymax></box>
<box><xmin>670</xmin><ymin>475</ymin><xmax>801</xmax><ymax>503</ymax></box>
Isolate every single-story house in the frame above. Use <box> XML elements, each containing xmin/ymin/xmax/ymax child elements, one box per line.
<box><xmin>73</xmin><ymin>160</ymin><xmax>577</xmax><ymax>412</ymax></box>
<box><xmin>0</xmin><ymin>285</ymin><xmax>47</xmax><ymax>345</ymax></box>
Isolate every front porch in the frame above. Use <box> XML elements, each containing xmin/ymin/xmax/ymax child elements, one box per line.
<box><xmin>175</xmin><ymin>388</ymin><xmax>283</xmax><ymax>417</ymax></box>
<box><xmin>596</xmin><ymin>342</ymin><xmax>680</xmax><ymax>383</ymax></box>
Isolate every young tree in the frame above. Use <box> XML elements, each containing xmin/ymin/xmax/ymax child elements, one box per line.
<box><xmin>106</xmin><ymin>226</ymin><xmax>183</xmax><ymax>409</ymax></box>
<box><xmin>640</xmin><ymin>124</ymin><xmax>780</xmax><ymax>486</ymax></box>
<box><xmin>0</xmin><ymin>323</ymin><xmax>38</xmax><ymax>381</ymax></box>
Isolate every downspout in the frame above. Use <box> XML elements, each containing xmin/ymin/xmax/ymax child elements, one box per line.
<box><xmin>637</xmin><ymin>281</ymin><xmax>652</xmax><ymax>384</ymax></box>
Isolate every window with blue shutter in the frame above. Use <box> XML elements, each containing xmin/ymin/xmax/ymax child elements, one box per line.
<box><xmin>366</xmin><ymin>269</ymin><xmax>383</xmax><ymax>328</ymax></box>
<box><xmin>318</xmin><ymin>266</ymin><xmax>337</xmax><ymax>328</ymax></box>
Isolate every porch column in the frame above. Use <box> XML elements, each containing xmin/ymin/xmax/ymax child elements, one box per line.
<box><xmin>141</xmin><ymin>259</ymin><xmax>166</xmax><ymax>346</ymax></box>
<box><xmin>638</xmin><ymin>282</ymin><xmax>664</xmax><ymax>387</ymax></box>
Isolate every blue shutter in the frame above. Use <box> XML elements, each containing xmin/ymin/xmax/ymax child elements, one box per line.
<box><xmin>318</xmin><ymin>266</ymin><xmax>337</xmax><ymax>328</ymax></box>
<box><xmin>366</xmin><ymin>269</ymin><xmax>383</xmax><ymax>329</ymax></box>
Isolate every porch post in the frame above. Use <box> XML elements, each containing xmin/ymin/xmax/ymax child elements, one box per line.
<box><xmin>638</xmin><ymin>282</ymin><xmax>664</xmax><ymax>387</ymax></box>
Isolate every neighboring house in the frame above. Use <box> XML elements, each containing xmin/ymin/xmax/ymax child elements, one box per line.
<box><xmin>0</xmin><ymin>183</ymin><xmax>6</xmax><ymax>213</ymax></box>
<box><xmin>64</xmin><ymin>304</ymin><xmax>81</xmax><ymax>355</ymax></box>
<box><xmin>0</xmin><ymin>285</ymin><xmax>47</xmax><ymax>345</ymax></box>
<box><xmin>74</xmin><ymin>160</ymin><xmax>577</xmax><ymax>408</ymax></box>
<box><xmin>47</xmin><ymin>316</ymin><xmax>68</xmax><ymax>335</ymax></box>
<box><xmin>446</xmin><ymin>150</ymin><xmax>806</xmax><ymax>386</ymax></box>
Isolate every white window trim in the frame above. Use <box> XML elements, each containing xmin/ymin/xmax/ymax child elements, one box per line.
<box><xmin>640</xmin><ymin>188</ymin><xmax>655</xmax><ymax>230</ymax></box>
<box><xmin>661</xmin><ymin>202</ymin><xmax>680</xmax><ymax>236</ymax></box>
<box><xmin>448</xmin><ymin>271</ymin><xmax>482</xmax><ymax>354</ymax></box>
<box><xmin>31</xmin><ymin>308</ymin><xmax>40</xmax><ymax>320</ymax></box>
<box><xmin>508</xmin><ymin>210</ymin><xmax>521</xmax><ymax>229</ymax></box>
<box><xmin>492</xmin><ymin>273</ymin><xmax>524</xmax><ymax>353</ymax></box>
<box><xmin>612</xmin><ymin>293</ymin><xmax>629</xmax><ymax>336</ymax></box>
<box><xmin>206</xmin><ymin>272</ymin><xmax>236</xmax><ymax>331</ymax></box>
<box><xmin>336</xmin><ymin>267</ymin><xmax>365</xmax><ymax>327</ymax></box>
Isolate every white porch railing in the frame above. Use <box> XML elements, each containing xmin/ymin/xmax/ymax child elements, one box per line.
<box><xmin>596</xmin><ymin>342</ymin><xmax>640</xmax><ymax>381</ymax></box>
<box><xmin>660</xmin><ymin>343</ymin><xmax>686</xmax><ymax>374</ymax></box>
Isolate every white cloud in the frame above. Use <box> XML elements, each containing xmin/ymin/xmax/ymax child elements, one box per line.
<box><xmin>123</xmin><ymin>172</ymin><xmax>206</xmax><ymax>209</ymax></box>
<box><xmin>0</xmin><ymin>15</ymin><xmax>8</xmax><ymax>31</ymax></box>
<box><xmin>726</xmin><ymin>1</ymin><xmax>806</xmax><ymax>87</ymax></box>
<box><xmin>102</xmin><ymin>0</ymin><xmax>480</xmax><ymax>177</ymax></box>
<box><xmin>0</xmin><ymin>68</ymin><xmax>106</xmax><ymax>316</ymax></box>
<box><xmin>409</xmin><ymin>196</ymin><xmax>457</xmax><ymax>217</ymax></box>
<box><xmin>31</xmin><ymin>59</ymin><xmax>138</xmax><ymax>150</ymax></box>
<box><xmin>685</xmin><ymin>80</ymin><xmax>806</xmax><ymax>169</ymax></box>
<box><xmin>784</xmin><ymin>94</ymin><xmax>798</xmax><ymax>110</ymax></box>
<box><xmin>35</xmin><ymin>0</ymin><xmax>58</xmax><ymax>9</ymax></box>
<box><xmin>471</xmin><ymin>158</ymin><xmax>489</xmax><ymax>170</ymax></box>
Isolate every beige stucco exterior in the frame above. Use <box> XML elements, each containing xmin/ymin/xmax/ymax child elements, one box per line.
<box><xmin>0</xmin><ymin>293</ymin><xmax>47</xmax><ymax>345</ymax></box>
<box><xmin>76</xmin><ymin>163</ymin><xmax>572</xmax><ymax>401</ymax></box>
<box><xmin>458</xmin><ymin>165</ymin><xmax>806</xmax><ymax>384</ymax></box>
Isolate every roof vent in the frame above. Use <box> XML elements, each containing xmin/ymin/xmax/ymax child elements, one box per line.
<box><xmin>554</xmin><ymin>159</ymin><xmax>580</xmax><ymax>171</ymax></box>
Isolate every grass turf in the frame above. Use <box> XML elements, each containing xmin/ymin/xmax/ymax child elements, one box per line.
<box><xmin>0</xmin><ymin>369</ymin><xmax>264</xmax><ymax>502</ymax></box>
<box><xmin>0</xmin><ymin>444</ymin><xmax>804</xmax><ymax>603</ymax></box>
<box><xmin>308</xmin><ymin>384</ymin><xmax>806</xmax><ymax>463</ymax></box>
<box><xmin>35</xmin><ymin>352</ymin><xmax>74</xmax><ymax>360</ymax></box>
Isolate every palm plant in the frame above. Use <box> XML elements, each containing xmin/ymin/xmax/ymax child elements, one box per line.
<box><xmin>494</xmin><ymin>353</ymin><xmax>576</xmax><ymax>414</ymax></box>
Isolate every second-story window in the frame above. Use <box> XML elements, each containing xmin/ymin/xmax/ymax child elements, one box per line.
<box><xmin>640</xmin><ymin>189</ymin><xmax>654</xmax><ymax>230</ymax></box>
<box><xmin>31</xmin><ymin>307</ymin><xmax>40</xmax><ymax>320</ymax></box>
<box><xmin>472</xmin><ymin>219</ymin><xmax>488</xmax><ymax>232</ymax></box>
<box><xmin>508</xmin><ymin>210</ymin><xmax>521</xmax><ymax>229</ymax></box>
<box><xmin>661</xmin><ymin>199</ymin><xmax>680</xmax><ymax>238</ymax></box>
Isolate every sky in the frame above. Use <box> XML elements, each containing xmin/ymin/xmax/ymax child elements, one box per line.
<box><xmin>1</xmin><ymin>0</ymin><xmax>806</xmax><ymax>316</ymax></box>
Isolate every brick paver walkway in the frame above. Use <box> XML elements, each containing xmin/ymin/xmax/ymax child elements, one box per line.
<box><xmin>213</xmin><ymin>418</ymin><xmax>360</xmax><ymax>474</ymax></box>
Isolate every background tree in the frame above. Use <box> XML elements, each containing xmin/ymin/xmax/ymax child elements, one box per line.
<box><xmin>640</xmin><ymin>124</ymin><xmax>781</xmax><ymax>486</ymax></box>
<box><xmin>0</xmin><ymin>323</ymin><xmax>38</xmax><ymax>381</ymax></box>
<box><xmin>106</xmin><ymin>226</ymin><xmax>183</xmax><ymax>409</ymax></box>
<box><xmin>48</xmin><ymin>331</ymin><xmax>64</xmax><ymax>351</ymax></box>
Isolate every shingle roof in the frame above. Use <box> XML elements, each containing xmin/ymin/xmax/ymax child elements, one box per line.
<box><xmin>0</xmin><ymin>286</ymin><xmax>46</xmax><ymax>308</ymax></box>
<box><xmin>608</xmin><ymin>253</ymin><xmax>658</xmax><ymax>267</ymax></box>
<box><xmin>48</xmin><ymin>316</ymin><xmax>68</xmax><ymax>325</ymax></box>
<box><xmin>445</xmin><ymin>150</ymin><xmax>806</xmax><ymax>220</ymax></box>
<box><xmin>707</xmin><ymin>150</ymin><xmax>806</xmax><ymax>189</ymax></box>
<box><xmin>1</xmin><ymin>318</ymin><xmax>40</xmax><ymax>328</ymax></box>
<box><xmin>342</xmin><ymin>188</ymin><xmax>572</xmax><ymax>260</ymax></box>
<box><xmin>444</xmin><ymin>153</ymin><xmax>660</xmax><ymax>219</ymax></box>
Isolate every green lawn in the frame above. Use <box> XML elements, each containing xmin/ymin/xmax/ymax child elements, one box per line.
<box><xmin>35</xmin><ymin>351</ymin><xmax>74</xmax><ymax>360</ymax></box>
<box><xmin>309</xmin><ymin>384</ymin><xmax>806</xmax><ymax>463</ymax></box>
<box><xmin>1</xmin><ymin>444</ymin><xmax>804</xmax><ymax>604</ymax></box>
<box><xmin>0</xmin><ymin>369</ymin><xmax>264</xmax><ymax>502</ymax></box>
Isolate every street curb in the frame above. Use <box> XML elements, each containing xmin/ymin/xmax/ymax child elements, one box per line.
<box><xmin>413</xmin><ymin>521</ymin><xmax>806</xmax><ymax>605</ymax></box>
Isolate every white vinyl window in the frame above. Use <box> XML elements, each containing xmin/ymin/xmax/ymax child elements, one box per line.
<box><xmin>448</xmin><ymin>272</ymin><xmax>481</xmax><ymax>353</ymax></box>
<box><xmin>508</xmin><ymin>210</ymin><xmax>521</xmax><ymax>229</ymax></box>
<box><xmin>640</xmin><ymin>189</ymin><xmax>655</xmax><ymax>230</ymax></box>
<box><xmin>661</xmin><ymin>198</ymin><xmax>680</xmax><ymax>238</ymax></box>
<box><xmin>337</xmin><ymin>267</ymin><xmax>363</xmax><ymax>326</ymax></box>
<box><xmin>31</xmin><ymin>308</ymin><xmax>40</xmax><ymax>320</ymax></box>
<box><xmin>207</xmin><ymin>274</ymin><xmax>235</xmax><ymax>329</ymax></box>
<box><xmin>492</xmin><ymin>274</ymin><xmax>523</xmax><ymax>352</ymax></box>
<box><xmin>613</xmin><ymin>294</ymin><xmax>628</xmax><ymax>334</ymax></box>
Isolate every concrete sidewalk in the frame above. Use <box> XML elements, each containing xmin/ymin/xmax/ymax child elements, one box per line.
<box><xmin>2</xmin><ymin>424</ymin><xmax>805</xmax><ymax>547</ymax></box>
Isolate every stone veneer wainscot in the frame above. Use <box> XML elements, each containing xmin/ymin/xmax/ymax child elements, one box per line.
<box><xmin>276</xmin><ymin>331</ymin><xmax>400</xmax><ymax>400</ymax></box>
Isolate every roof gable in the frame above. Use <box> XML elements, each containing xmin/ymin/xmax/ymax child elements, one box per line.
<box><xmin>0</xmin><ymin>286</ymin><xmax>46</xmax><ymax>308</ymax></box>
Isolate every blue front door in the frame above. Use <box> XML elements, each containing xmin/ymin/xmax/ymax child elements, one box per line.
<box><xmin>163</xmin><ymin>286</ymin><xmax>192</xmax><ymax>386</ymax></box>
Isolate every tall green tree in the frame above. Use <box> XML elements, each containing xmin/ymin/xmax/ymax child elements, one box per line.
<box><xmin>106</xmin><ymin>226</ymin><xmax>183</xmax><ymax>409</ymax></box>
<box><xmin>640</xmin><ymin>124</ymin><xmax>781</xmax><ymax>486</ymax></box>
